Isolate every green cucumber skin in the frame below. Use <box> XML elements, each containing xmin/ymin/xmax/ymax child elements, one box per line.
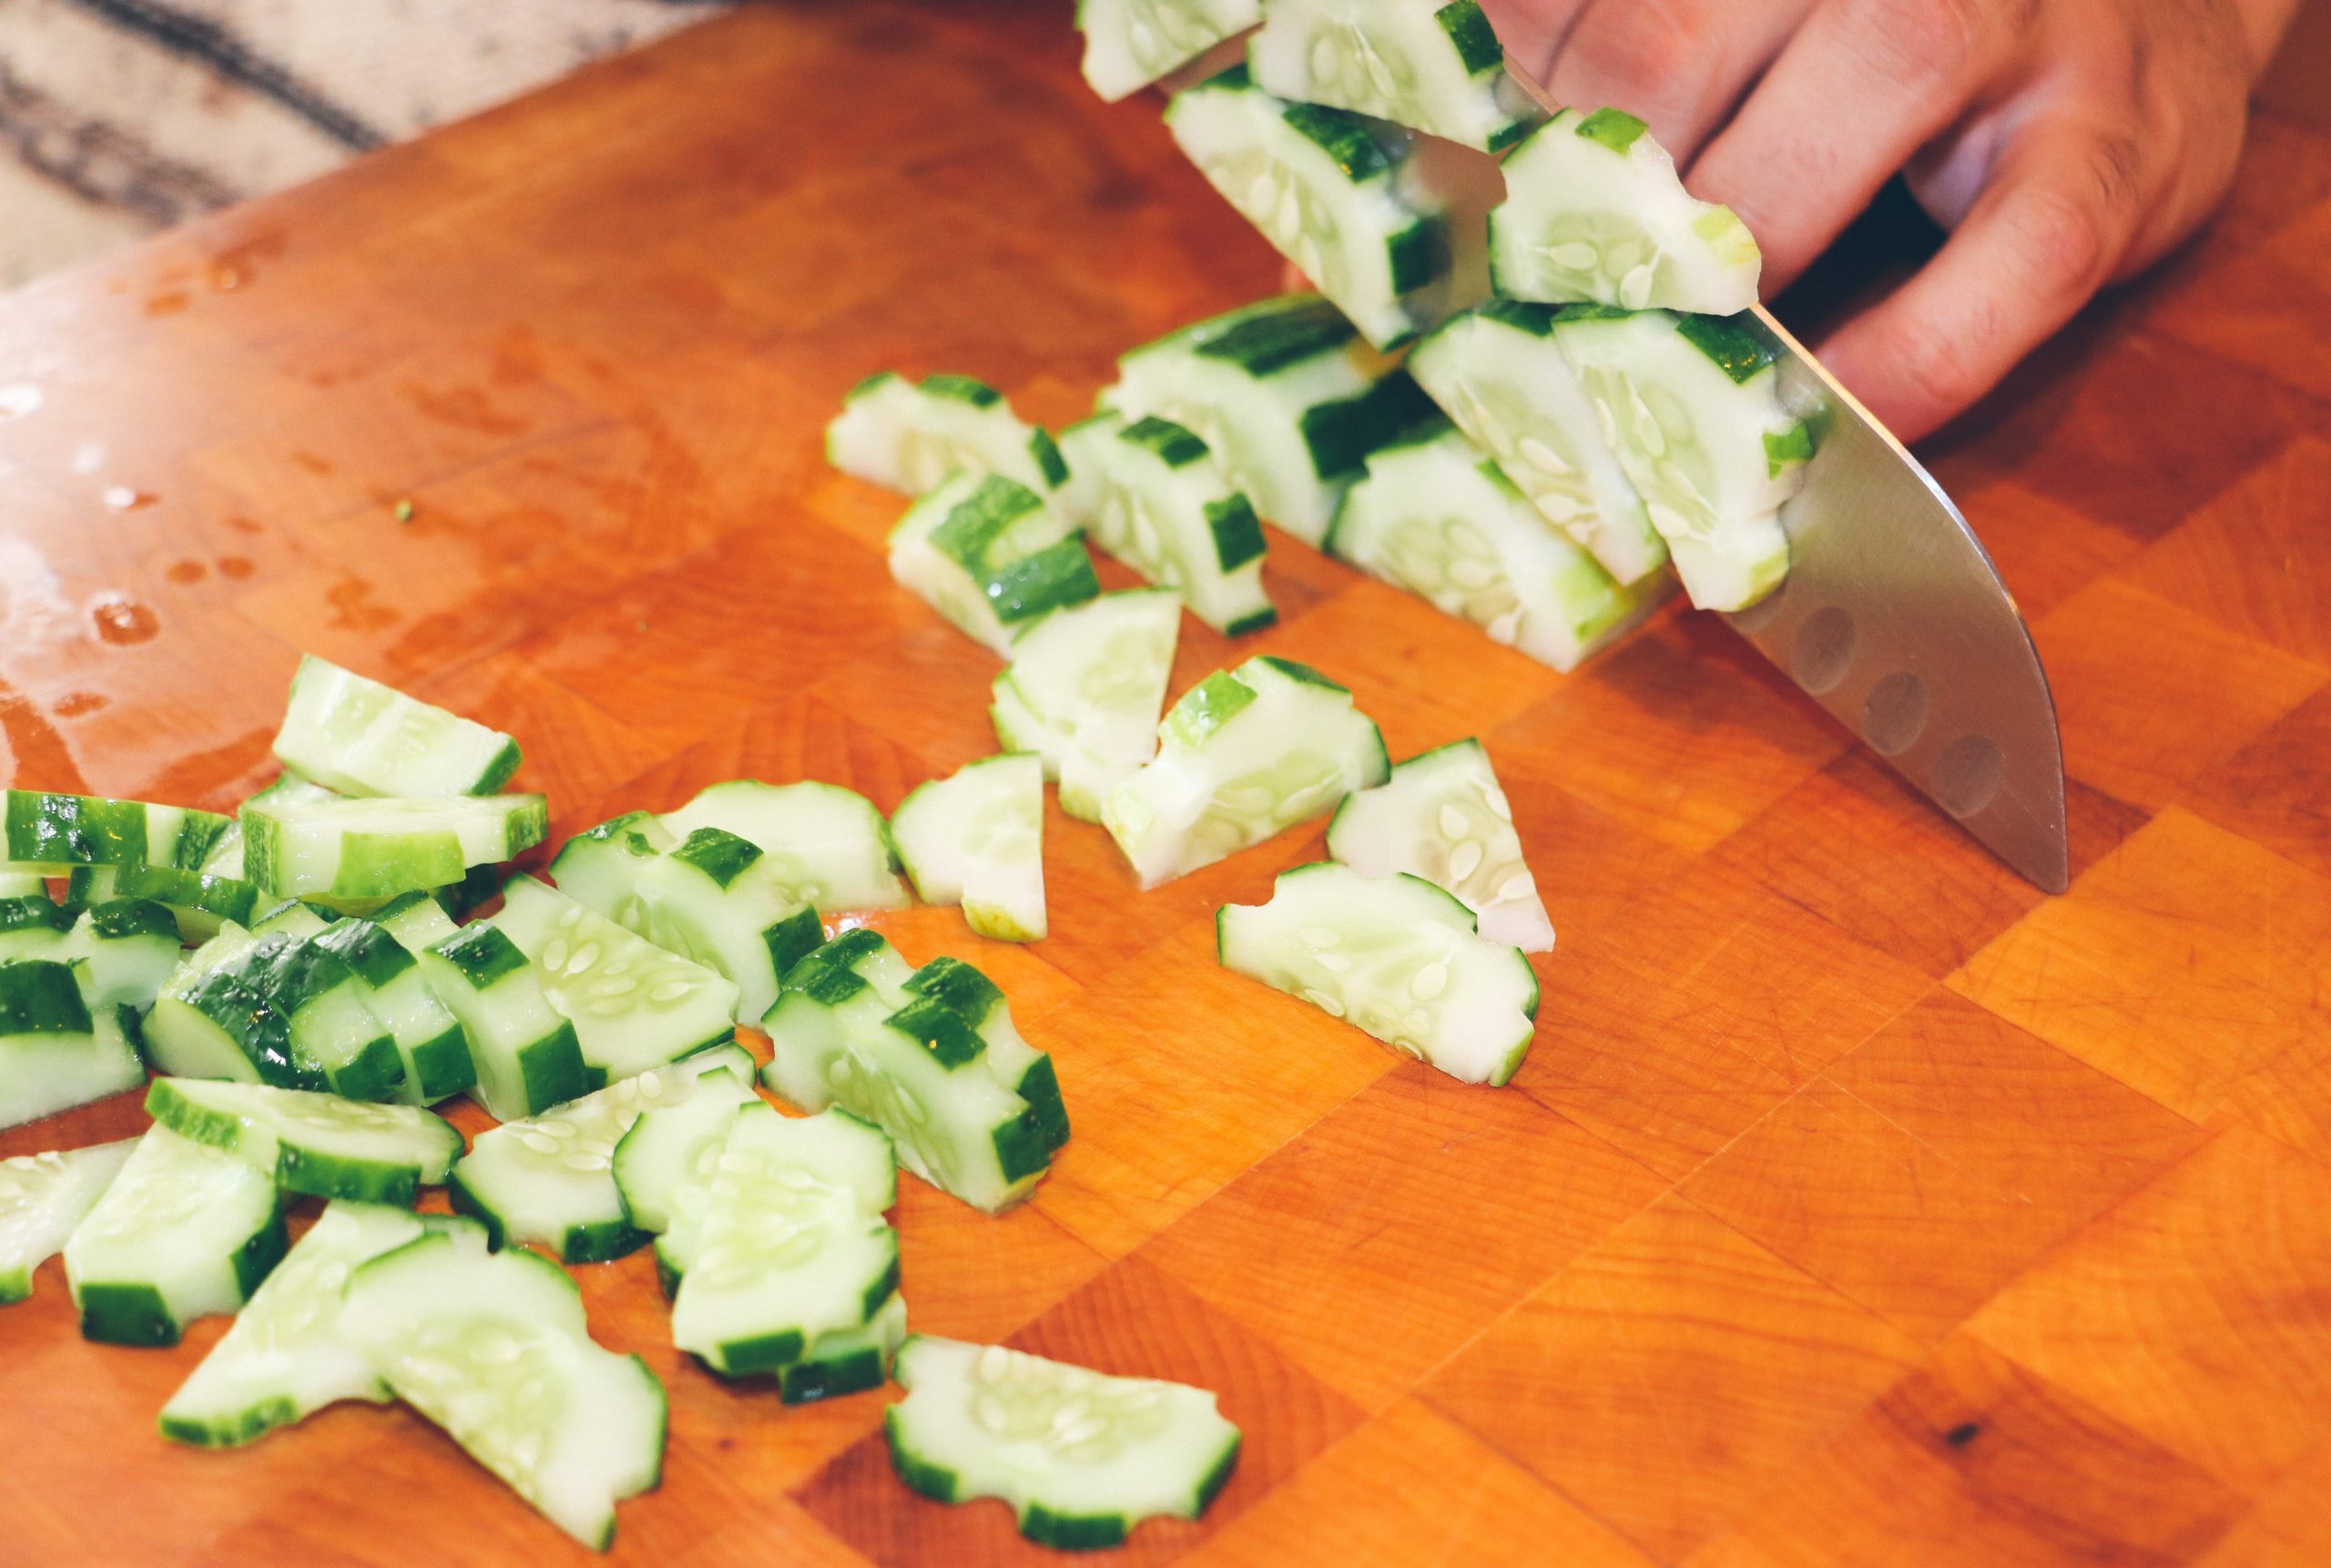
<box><xmin>886</xmin><ymin>1406</ymin><xmax>963</xmax><ymax>1502</ymax></box>
<box><xmin>445</xmin><ymin>1172</ymin><xmax>652</xmax><ymax>1265</ymax></box>
<box><xmin>140</xmin><ymin>1081</ymin><xmax>442</xmax><ymax>1206</ymax></box>
<box><xmin>159</xmin><ymin>1396</ymin><xmax>300</xmax><ymax>1450</ymax></box>
<box><xmin>987</xmin><ymin>540</ymin><xmax>1103</xmax><ymax>626</ymax></box>
<box><xmin>180</xmin><ymin>971</ymin><xmax>322</xmax><ymax>1090</ymax></box>
<box><xmin>1205</xmin><ymin>496</ymin><xmax>1267</xmax><ymax>572</ymax></box>
<box><xmin>779</xmin><ymin>1346</ymin><xmax>888</xmax><ymax>1405</ymax></box>
<box><xmin>885</xmin><ymin>998</ymin><xmax>987</xmax><ymax>1069</ymax></box>
<box><xmin>992</xmin><ymin>1114</ymin><xmax>1055</xmax><ymax>1186</ymax></box>
<box><xmin>1301</xmin><ymin>372</ymin><xmax>1439</xmax><ymax>484</ymax></box>
<box><xmin>706</xmin><ymin>1329</ymin><xmax>806</xmax><ymax>1379</ymax></box>
<box><xmin>76</xmin><ymin>1206</ymin><xmax>289</xmax><ymax>1348</ymax></box>
<box><xmin>0</xmin><ymin>894</ymin><xmax>72</xmax><ymax>937</ymax></box>
<box><xmin>514</xmin><ymin>1022</ymin><xmax>590</xmax><ymax>1121</ymax></box>
<box><xmin>1437</xmin><ymin>0</ymin><xmax>1506</xmax><ymax>74</ymax></box>
<box><xmin>328</xmin><ymin>1036</ymin><xmax>408</xmax><ymax>1105</ymax></box>
<box><xmin>1224</xmin><ymin>607</ymin><xmax>1281</xmax><ymax>637</ymax></box>
<box><xmin>0</xmin><ymin>959</ymin><xmax>92</xmax><ymax>1034</ymax></box>
<box><xmin>1385</xmin><ymin>215</ymin><xmax>1451</xmax><ymax>299</ymax></box>
<box><xmin>410</xmin><ymin>1024</ymin><xmax>477</xmax><ymax>1101</ymax></box>
<box><xmin>1023</xmin><ymin>1505</ymin><xmax>1131</xmax><ymax>1552</ymax></box>
<box><xmin>473</xmin><ymin>738</ymin><xmax>524</xmax><ymax>796</ymax></box>
<box><xmin>763</xmin><ymin>907</ymin><xmax>827</xmax><ymax>983</ymax></box>
<box><xmin>1013</xmin><ymin>1055</ymin><xmax>1072</xmax><ymax>1154</ymax></box>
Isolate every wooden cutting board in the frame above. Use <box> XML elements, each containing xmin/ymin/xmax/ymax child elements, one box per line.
<box><xmin>4</xmin><ymin>3</ymin><xmax>2330</xmax><ymax>1563</ymax></box>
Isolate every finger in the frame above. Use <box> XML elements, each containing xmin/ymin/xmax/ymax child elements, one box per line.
<box><xmin>1477</xmin><ymin>0</ymin><xmax>1594</xmax><ymax>86</ymax></box>
<box><xmin>1686</xmin><ymin>0</ymin><xmax>2028</xmax><ymax>292</ymax></box>
<box><xmin>1542</xmin><ymin>0</ymin><xmax>1814</xmax><ymax>161</ymax></box>
<box><xmin>1817</xmin><ymin>117</ymin><xmax>2150</xmax><ymax>441</ymax></box>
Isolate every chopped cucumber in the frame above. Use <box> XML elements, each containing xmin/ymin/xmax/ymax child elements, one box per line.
<box><xmin>65</xmin><ymin>860</ymin><xmax>258</xmax><ymax>941</ymax></box>
<box><xmin>57</xmin><ymin>895</ymin><xmax>182</xmax><ymax>1010</ymax></box>
<box><xmin>2</xmin><ymin>790</ymin><xmax>229</xmax><ymax>876</ymax></box>
<box><xmin>63</xmin><ymin>1125</ymin><xmax>287</xmax><ymax>1346</ymax></box>
<box><xmin>886</xmin><ymin>1336</ymin><xmax>1242</xmax><ymax>1550</ymax></box>
<box><xmin>1408</xmin><ymin>300</ymin><xmax>1665</xmax><ymax>584</ymax></box>
<box><xmin>1167</xmin><ymin>66</ymin><xmax>1451</xmax><ymax>351</ymax></box>
<box><xmin>891</xmin><ymin>472</ymin><xmax>1103</xmax><ymax>656</ymax></box>
<box><xmin>1553</xmin><ymin>306</ymin><xmax>1805</xmax><ymax>611</ymax></box>
<box><xmin>493</xmin><ymin>875</ymin><xmax>738</xmax><ymax>1085</ymax></box>
<box><xmin>337</xmin><ymin>1230</ymin><xmax>667</xmax><ymax>1551</ymax></box>
<box><xmin>399</xmin><ymin>911</ymin><xmax>589</xmax><ymax>1124</ymax></box>
<box><xmin>449</xmin><ymin>1044</ymin><xmax>755</xmax><ymax>1263</ymax></box>
<box><xmin>313</xmin><ymin>908</ymin><xmax>477</xmax><ymax>1105</ymax></box>
<box><xmin>658</xmin><ymin>780</ymin><xmax>911</xmax><ymax>914</ymax></box>
<box><xmin>1107</xmin><ymin>293</ymin><xmax>1428</xmax><ymax>545</ymax></box>
<box><xmin>828</xmin><ymin>372</ymin><xmax>1069</xmax><ymax>497</ymax></box>
<box><xmin>215</xmin><ymin>929</ymin><xmax>408</xmax><ymax>1102</ymax></box>
<box><xmin>271</xmin><ymin>655</ymin><xmax>522</xmax><ymax>799</ymax></box>
<box><xmin>197</xmin><ymin>772</ymin><xmax>341</xmax><ymax>886</ymax></box>
<box><xmin>669</xmin><ymin>1102</ymin><xmax>900</xmax><ymax>1380</ymax></box>
<box><xmin>1326</xmin><ymin>418</ymin><xmax>1665</xmax><ymax>671</ymax></box>
<box><xmin>0</xmin><ymin>891</ymin><xmax>71</xmax><ymax>966</ymax></box>
<box><xmin>141</xmin><ymin>921</ymin><xmax>303</xmax><ymax>1088</ymax></box>
<box><xmin>1217</xmin><ymin>860</ymin><xmax>1539</xmax><ymax>1084</ymax></box>
<box><xmin>1073</xmin><ymin>411</ymin><xmax>1277</xmax><ymax>635</ymax></box>
<box><xmin>891</xmin><ymin>756</ymin><xmax>1048</xmax><ymax>942</ymax></box>
<box><xmin>1078</xmin><ymin>0</ymin><xmax>1261</xmax><ymax>102</ymax></box>
<box><xmin>0</xmin><ymin>957</ymin><xmax>148</xmax><ymax>1130</ymax></box>
<box><xmin>1490</xmin><ymin>107</ymin><xmax>1760</xmax><ymax>315</ymax></box>
<box><xmin>144</xmin><ymin>1076</ymin><xmax>463</xmax><ymax>1205</ymax></box>
<box><xmin>901</xmin><ymin>955</ymin><xmax>1071</xmax><ymax>1154</ymax></box>
<box><xmin>1247</xmin><ymin>0</ymin><xmax>1537</xmax><ymax>153</ymax></box>
<box><xmin>1104</xmin><ymin>655</ymin><xmax>1389</xmax><ymax>888</ymax></box>
<box><xmin>242</xmin><ymin>792</ymin><xmax>547</xmax><ymax>911</ymax></box>
<box><xmin>1325</xmin><ymin>738</ymin><xmax>1553</xmax><ymax>950</ymax></box>
<box><xmin>0</xmin><ymin>1137</ymin><xmax>136</xmax><ymax>1303</ymax></box>
<box><xmin>159</xmin><ymin>1200</ymin><xmax>428</xmax><ymax>1447</ymax></box>
<box><xmin>762</xmin><ymin>932</ymin><xmax>1060</xmax><ymax>1215</ymax></box>
<box><xmin>610</xmin><ymin>1061</ymin><xmax>760</xmax><ymax>1236</ymax></box>
<box><xmin>992</xmin><ymin>590</ymin><xmax>1182</xmax><ymax>824</ymax></box>
<box><xmin>783</xmin><ymin>1290</ymin><xmax>909</xmax><ymax>1405</ymax></box>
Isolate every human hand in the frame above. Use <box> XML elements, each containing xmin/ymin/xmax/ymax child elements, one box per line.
<box><xmin>1486</xmin><ymin>0</ymin><xmax>2301</xmax><ymax>440</ymax></box>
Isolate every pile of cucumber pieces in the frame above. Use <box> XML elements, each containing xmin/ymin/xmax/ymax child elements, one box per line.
<box><xmin>1</xmin><ymin>657</ymin><xmax>1242</xmax><ymax>1553</ymax></box>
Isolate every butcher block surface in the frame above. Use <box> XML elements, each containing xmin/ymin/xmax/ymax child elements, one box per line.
<box><xmin>4</xmin><ymin>3</ymin><xmax>2331</xmax><ymax>1563</ymax></box>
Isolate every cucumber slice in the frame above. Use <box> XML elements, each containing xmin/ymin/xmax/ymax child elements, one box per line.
<box><xmin>783</xmin><ymin>1289</ymin><xmax>909</xmax><ymax>1405</ymax></box>
<box><xmin>271</xmin><ymin>655</ymin><xmax>522</xmax><ymax>799</ymax></box>
<box><xmin>159</xmin><ymin>1200</ymin><xmax>427</xmax><ymax>1447</ymax></box>
<box><xmin>403</xmin><ymin>917</ymin><xmax>590</xmax><ymax>1124</ymax></box>
<box><xmin>1078</xmin><ymin>0</ymin><xmax>1260</xmax><ymax>102</ymax></box>
<box><xmin>901</xmin><ymin>955</ymin><xmax>1071</xmax><ymax>1154</ymax></box>
<box><xmin>313</xmin><ymin>908</ymin><xmax>477</xmax><ymax>1105</ymax></box>
<box><xmin>449</xmin><ymin>1044</ymin><xmax>755</xmax><ymax>1263</ymax></box>
<box><xmin>66</xmin><ymin>861</ymin><xmax>258</xmax><ymax>942</ymax></box>
<box><xmin>761</xmin><ymin>932</ymin><xmax>1057</xmax><ymax>1215</ymax></box>
<box><xmin>891</xmin><ymin>472</ymin><xmax>1103</xmax><ymax>657</ymax></box>
<box><xmin>658</xmin><ymin>781</ymin><xmax>911</xmax><ymax>914</ymax></box>
<box><xmin>144</xmin><ymin>1076</ymin><xmax>462</xmax><ymax>1205</ymax></box>
<box><xmin>1325</xmin><ymin>738</ymin><xmax>1553</xmax><ymax>950</ymax></box>
<box><xmin>1490</xmin><ymin>107</ymin><xmax>1760</xmax><ymax>314</ymax></box>
<box><xmin>493</xmin><ymin>876</ymin><xmax>739</xmax><ymax>1084</ymax></box>
<box><xmin>197</xmin><ymin>773</ymin><xmax>341</xmax><ymax>887</ymax></box>
<box><xmin>992</xmin><ymin>590</ymin><xmax>1181</xmax><ymax>824</ymax></box>
<box><xmin>1103</xmin><ymin>655</ymin><xmax>1389</xmax><ymax>888</ymax></box>
<box><xmin>142</xmin><ymin>922</ymin><xmax>298</xmax><ymax>1088</ymax></box>
<box><xmin>213</xmin><ymin>930</ymin><xmax>409</xmax><ymax>1103</ymax></box>
<box><xmin>1327</xmin><ymin>418</ymin><xmax>1666</xmax><ymax>671</ymax></box>
<box><xmin>891</xmin><ymin>756</ymin><xmax>1048</xmax><ymax>942</ymax></box>
<box><xmin>1166</xmin><ymin>66</ymin><xmax>1450</xmax><ymax>351</ymax></box>
<box><xmin>1107</xmin><ymin>294</ymin><xmax>1427</xmax><ymax>545</ymax></box>
<box><xmin>886</xmin><ymin>1336</ymin><xmax>1242</xmax><ymax>1549</ymax></box>
<box><xmin>1074</xmin><ymin>412</ymin><xmax>1277</xmax><ymax>635</ymax></box>
<box><xmin>337</xmin><ymin>1230</ymin><xmax>667</xmax><ymax>1551</ymax></box>
<box><xmin>0</xmin><ymin>891</ymin><xmax>73</xmax><ymax>964</ymax></box>
<box><xmin>56</xmin><ymin>896</ymin><xmax>181</xmax><ymax>1013</ymax></box>
<box><xmin>2</xmin><ymin>791</ymin><xmax>229</xmax><ymax>876</ymax></box>
<box><xmin>243</xmin><ymin>793</ymin><xmax>547</xmax><ymax>911</ymax></box>
<box><xmin>1247</xmin><ymin>0</ymin><xmax>1537</xmax><ymax>153</ymax></box>
<box><xmin>669</xmin><ymin>1102</ymin><xmax>900</xmax><ymax>1379</ymax></box>
<box><xmin>1217</xmin><ymin>860</ymin><xmax>1539</xmax><ymax>1084</ymax></box>
<box><xmin>0</xmin><ymin>1136</ymin><xmax>136</xmax><ymax>1303</ymax></box>
<box><xmin>1408</xmin><ymin>300</ymin><xmax>1666</xmax><ymax>584</ymax></box>
<box><xmin>63</xmin><ymin>1125</ymin><xmax>288</xmax><ymax>1346</ymax></box>
<box><xmin>610</xmin><ymin>1062</ymin><xmax>759</xmax><ymax>1235</ymax></box>
<box><xmin>828</xmin><ymin>372</ymin><xmax>1069</xmax><ymax>497</ymax></box>
<box><xmin>0</xmin><ymin>958</ymin><xmax>149</xmax><ymax>1130</ymax></box>
<box><xmin>1552</xmin><ymin>306</ymin><xmax>1805</xmax><ymax>611</ymax></box>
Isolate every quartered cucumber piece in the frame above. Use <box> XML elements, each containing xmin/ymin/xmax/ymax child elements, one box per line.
<box><xmin>1327</xmin><ymin>417</ymin><xmax>1665</xmax><ymax>671</ymax></box>
<box><xmin>784</xmin><ymin>1290</ymin><xmax>909</xmax><ymax>1405</ymax></box>
<box><xmin>0</xmin><ymin>891</ymin><xmax>73</xmax><ymax>964</ymax></box>
<box><xmin>159</xmin><ymin>1201</ymin><xmax>429</xmax><ymax>1447</ymax></box>
<box><xmin>829</xmin><ymin>372</ymin><xmax>1069</xmax><ymax>497</ymax></box>
<box><xmin>142</xmin><ymin>921</ymin><xmax>295</xmax><ymax>1087</ymax></box>
<box><xmin>216</xmin><ymin>929</ymin><xmax>409</xmax><ymax>1103</ymax></box>
<box><xmin>1079</xmin><ymin>0</ymin><xmax>1260</xmax><ymax>102</ymax></box>
<box><xmin>3</xmin><ymin>790</ymin><xmax>229</xmax><ymax>876</ymax></box>
<box><xmin>338</xmin><ymin>1230</ymin><xmax>667</xmax><ymax>1551</ymax></box>
<box><xmin>66</xmin><ymin>861</ymin><xmax>258</xmax><ymax>942</ymax></box>
<box><xmin>891</xmin><ymin>472</ymin><xmax>1102</xmax><ymax>657</ymax></box>
<box><xmin>659</xmin><ymin>780</ymin><xmax>912</xmax><ymax>914</ymax></box>
<box><xmin>272</xmin><ymin>656</ymin><xmax>521</xmax><ymax>799</ymax></box>
<box><xmin>0</xmin><ymin>957</ymin><xmax>148</xmax><ymax>1130</ymax></box>
<box><xmin>886</xmin><ymin>1336</ymin><xmax>1242</xmax><ymax>1550</ymax></box>
<box><xmin>992</xmin><ymin>590</ymin><xmax>1181</xmax><ymax>824</ymax></box>
<box><xmin>761</xmin><ymin>932</ymin><xmax>1061</xmax><ymax>1215</ymax></box>
<box><xmin>493</xmin><ymin>875</ymin><xmax>738</xmax><ymax>1084</ymax></box>
<box><xmin>891</xmin><ymin>756</ymin><xmax>1048</xmax><ymax>943</ymax></box>
<box><xmin>57</xmin><ymin>896</ymin><xmax>182</xmax><ymax>1010</ymax></box>
<box><xmin>63</xmin><ymin>1125</ymin><xmax>288</xmax><ymax>1346</ymax></box>
<box><xmin>394</xmin><ymin>906</ymin><xmax>589</xmax><ymax>1124</ymax></box>
<box><xmin>314</xmin><ymin>905</ymin><xmax>477</xmax><ymax>1105</ymax></box>
<box><xmin>450</xmin><ymin>1044</ymin><xmax>755</xmax><ymax>1263</ymax></box>
<box><xmin>0</xmin><ymin>1137</ymin><xmax>135</xmax><ymax>1303</ymax></box>
<box><xmin>669</xmin><ymin>1102</ymin><xmax>900</xmax><ymax>1379</ymax></box>
<box><xmin>1167</xmin><ymin>66</ymin><xmax>1451</xmax><ymax>351</ymax></box>
<box><xmin>1069</xmin><ymin>412</ymin><xmax>1277</xmax><ymax>636</ymax></box>
<box><xmin>901</xmin><ymin>955</ymin><xmax>1071</xmax><ymax>1154</ymax></box>
<box><xmin>1408</xmin><ymin>300</ymin><xmax>1666</xmax><ymax>584</ymax></box>
<box><xmin>1491</xmin><ymin>107</ymin><xmax>1760</xmax><ymax>314</ymax></box>
<box><xmin>1217</xmin><ymin>860</ymin><xmax>1539</xmax><ymax>1084</ymax></box>
<box><xmin>196</xmin><ymin>772</ymin><xmax>339</xmax><ymax>888</ymax></box>
<box><xmin>1104</xmin><ymin>655</ymin><xmax>1389</xmax><ymax>888</ymax></box>
<box><xmin>1107</xmin><ymin>293</ymin><xmax>1428</xmax><ymax>545</ymax></box>
<box><xmin>243</xmin><ymin>792</ymin><xmax>547</xmax><ymax>910</ymax></box>
<box><xmin>144</xmin><ymin>1076</ymin><xmax>462</xmax><ymax>1205</ymax></box>
<box><xmin>1248</xmin><ymin>0</ymin><xmax>1537</xmax><ymax>153</ymax></box>
<box><xmin>1326</xmin><ymin>738</ymin><xmax>1553</xmax><ymax>950</ymax></box>
<box><xmin>1553</xmin><ymin>306</ymin><xmax>1806</xmax><ymax>611</ymax></box>
<box><xmin>610</xmin><ymin>1061</ymin><xmax>760</xmax><ymax>1236</ymax></box>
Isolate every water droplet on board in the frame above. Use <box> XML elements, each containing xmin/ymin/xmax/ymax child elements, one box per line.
<box><xmin>217</xmin><ymin>556</ymin><xmax>254</xmax><ymax>579</ymax></box>
<box><xmin>144</xmin><ymin>290</ymin><xmax>190</xmax><ymax>318</ymax></box>
<box><xmin>0</xmin><ymin>384</ymin><xmax>43</xmax><ymax>421</ymax></box>
<box><xmin>101</xmin><ymin>486</ymin><xmax>155</xmax><ymax>512</ymax></box>
<box><xmin>165</xmin><ymin>560</ymin><xmax>206</xmax><ymax>585</ymax></box>
<box><xmin>54</xmin><ymin>692</ymin><xmax>107</xmax><ymax>718</ymax></box>
<box><xmin>88</xmin><ymin>594</ymin><xmax>158</xmax><ymax>647</ymax></box>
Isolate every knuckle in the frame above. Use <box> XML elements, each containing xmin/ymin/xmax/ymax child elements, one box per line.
<box><xmin>2006</xmin><ymin>137</ymin><xmax>2142</xmax><ymax>300</ymax></box>
<box><xmin>1566</xmin><ymin>0</ymin><xmax>1713</xmax><ymax>101</ymax></box>
<box><xmin>1838</xmin><ymin>0</ymin><xmax>2020</xmax><ymax>97</ymax></box>
<box><xmin>1882</xmin><ymin>309</ymin><xmax>1983</xmax><ymax>419</ymax></box>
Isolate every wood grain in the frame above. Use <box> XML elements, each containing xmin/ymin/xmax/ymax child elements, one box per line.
<box><xmin>2</xmin><ymin>1</ymin><xmax>2330</xmax><ymax>1562</ymax></box>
